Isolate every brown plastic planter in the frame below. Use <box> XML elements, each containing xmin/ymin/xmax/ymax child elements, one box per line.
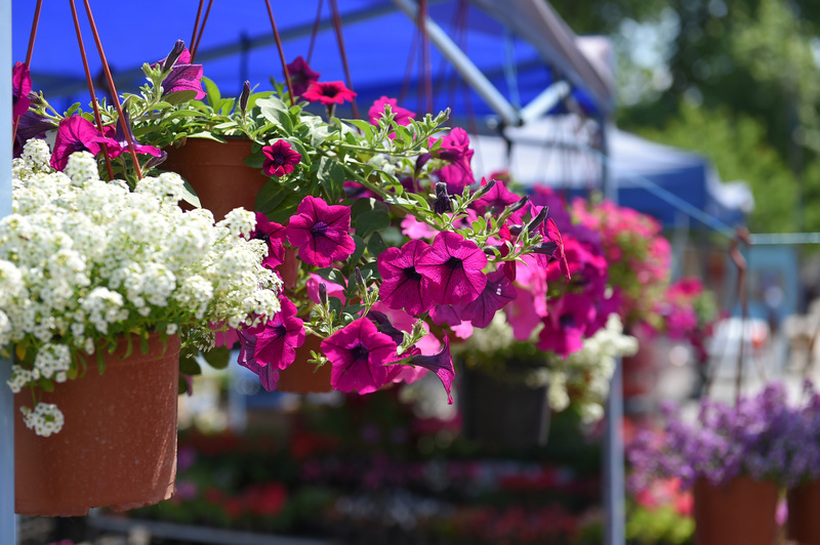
<box><xmin>276</xmin><ymin>334</ymin><xmax>332</xmax><ymax>394</ymax></box>
<box><xmin>693</xmin><ymin>475</ymin><xmax>778</xmax><ymax>545</ymax></box>
<box><xmin>788</xmin><ymin>479</ymin><xmax>820</xmax><ymax>544</ymax></box>
<box><xmin>162</xmin><ymin>138</ymin><xmax>268</xmax><ymax>221</ymax></box>
<box><xmin>14</xmin><ymin>334</ymin><xmax>181</xmax><ymax>516</ymax></box>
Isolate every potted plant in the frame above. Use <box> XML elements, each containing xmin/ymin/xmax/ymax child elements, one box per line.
<box><xmin>11</xmin><ymin>42</ymin><xmax>565</xmax><ymax>426</ymax></box>
<box><xmin>626</xmin><ymin>384</ymin><xmax>799</xmax><ymax>545</ymax></box>
<box><xmin>3</xmin><ymin>140</ymin><xmax>282</xmax><ymax>515</ymax></box>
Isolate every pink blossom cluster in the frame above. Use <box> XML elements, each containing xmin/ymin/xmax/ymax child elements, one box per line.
<box><xmin>570</xmin><ymin>196</ymin><xmax>672</xmax><ymax>329</ymax></box>
<box><xmin>654</xmin><ymin>277</ymin><xmax>718</xmax><ymax>363</ymax></box>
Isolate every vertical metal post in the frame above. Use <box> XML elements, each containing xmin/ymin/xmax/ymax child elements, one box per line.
<box><xmin>1</xmin><ymin>0</ymin><xmax>17</xmax><ymax>542</ymax></box>
<box><xmin>600</xmin><ymin>116</ymin><xmax>625</xmax><ymax>545</ymax></box>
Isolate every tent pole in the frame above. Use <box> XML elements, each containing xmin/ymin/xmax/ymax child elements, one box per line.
<box><xmin>600</xmin><ymin>117</ymin><xmax>625</xmax><ymax>545</ymax></box>
<box><xmin>390</xmin><ymin>0</ymin><xmax>521</xmax><ymax>126</ymax></box>
<box><xmin>1</xmin><ymin>0</ymin><xmax>17</xmax><ymax>541</ymax></box>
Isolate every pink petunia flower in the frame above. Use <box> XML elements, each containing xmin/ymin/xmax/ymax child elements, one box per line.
<box><xmin>537</xmin><ymin>293</ymin><xmax>597</xmax><ymax>358</ymax></box>
<box><xmin>262</xmin><ymin>140</ymin><xmax>301</xmax><ymax>177</ymax></box>
<box><xmin>254</xmin><ymin>297</ymin><xmax>306</xmax><ymax>371</ymax></box>
<box><xmin>377</xmin><ymin>239</ymin><xmax>435</xmax><ymax>316</ymax></box>
<box><xmin>302</xmin><ymin>80</ymin><xmax>357</xmax><ymax>105</ymax></box>
<box><xmin>50</xmin><ymin>115</ymin><xmax>117</xmax><ymax>171</ymax></box>
<box><xmin>237</xmin><ymin>326</ymin><xmax>280</xmax><ymax>391</ymax></box>
<box><xmin>286</xmin><ymin>195</ymin><xmax>356</xmax><ymax>268</ymax></box>
<box><xmin>12</xmin><ymin>62</ymin><xmax>31</xmax><ymax>119</ymax></box>
<box><xmin>158</xmin><ymin>43</ymin><xmax>206</xmax><ymax>100</ymax></box>
<box><xmin>102</xmin><ymin>117</ymin><xmax>162</xmax><ymax>160</ymax></box>
<box><xmin>472</xmin><ymin>178</ymin><xmax>520</xmax><ymax>216</ymax></box>
<box><xmin>250</xmin><ymin>211</ymin><xmax>287</xmax><ymax>269</ymax></box>
<box><xmin>322</xmin><ymin>318</ymin><xmax>399</xmax><ymax>394</ymax></box>
<box><xmin>454</xmin><ymin>269</ymin><xmax>516</xmax><ymax>328</ymax></box>
<box><xmin>408</xmin><ymin>334</ymin><xmax>455</xmax><ymax>404</ymax></box>
<box><xmin>416</xmin><ymin>231</ymin><xmax>488</xmax><ymax>306</ymax></box>
<box><xmin>368</xmin><ymin>96</ymin><xmax>416</xmax><ymax>139</ymax></box>
<box><xmin>287</xmin><ymin>56</ymin><xmax>321</xmax><ymax>97</ymax></box>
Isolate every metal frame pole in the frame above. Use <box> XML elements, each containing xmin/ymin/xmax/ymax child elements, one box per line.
<box><xmin>1</xmin><ymin>0</ymin><xmax>17</xmax><ymax>542</ymax></box>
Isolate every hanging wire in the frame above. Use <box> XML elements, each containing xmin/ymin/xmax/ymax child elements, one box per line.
<box><xmin>67</xmin><ymin>0</ymin><xmax>115</xmax><ymax>181</ymax></box>
<box><xmin>263</xmin><ymin>0</ymin><xmax>295</xmax><ymax>106</ymax></box>
<box><xmin>12</xmin><ymin>0</ymin><xmax>44</xmax><ymax>145</ymax></box>
<box><xmin>307</xmin><ymin>0</ymin><xmax>325</xmax><ymax>64</ymax></box>
<box><xmin>190</xmin><ymin>0</ymin><xmax>205</xmax><ymax>54</ymax></box>
<box><xmin>190</xmin><ymin>0</ymin><xmax>215</xmax><ymax>62</ymax></box>
<box><xmin>328</xmin><ymin>0</ymin><xmax>359</xmax><ymax>118</ymax></box>
<box><xmin>81</xmin><ymin>0</ymin><xmax>143</xmax><ymax>179</ymax></box>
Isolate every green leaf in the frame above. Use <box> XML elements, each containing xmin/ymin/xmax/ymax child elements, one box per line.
<box><xmin>354</xmin><ymin>208</ymin><xmax>391</xmax><ymax>238</ymax></box>
<box><xmin>315</xmin><ymin>156</ymin><xmax>346</xmax><ymax>201</ymax></box>
<box><xmin>202</xmin><ymin>346</ymin><xmax>231</xmax><ymax>370</ymax></box>
<box><xmin>179</xmin><ymin>354</ymin><xmax>202</xmax><ymax>376</ymax></box>
<box><xmin>367</xmin><ymin>231</ymin><xmax>388</xmax><ymax>257</ymax></box>
<box><xmin>220</xmin><ymin>98</ymin><xmax>236</xmax><ymax>116</ymax></box>
<box><xmin>202</xmin><ymin>76</ymin><xmax>221</xmax><ymax>108</ymax></box>
<box><xmin>164</xmin><ymin>90</ymin><xmax>198</xmax><ymax>105</ymax></box>
<box><xmin>255</xmin><ymin>182</ymin><xmax>303</xmax><ymax>224</ymax></box>
<box><xmin>258</xmin><ymin>96</ymin><xmax>294</xmax><ymax>135</ymax></box>
<box><xmin>315</xmin><ymin>267</ymin><xmax>347</xmax><ymax>287</ymax></box>
<box><xmin>243</xmin><ymin>149</ymin><xmax>264</xmax><ymax>169</ymax></box>
<box><xmin>347</xmin><ymin>234</ymin><xmax>366</xmax><ymax>267</ymax></box>
<box><xmin>178</xmin><ymin>376</ymin><xmax>190</xmax><ymax>395</ymax></box>
<box><xmin>40</xmin><ymin>379</ymin><xmax>55</xmax><ymax>393</ymax></box>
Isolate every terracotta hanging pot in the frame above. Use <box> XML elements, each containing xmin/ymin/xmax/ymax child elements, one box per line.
<box><xmin>276</xmin><ymin>334</ymin><xmax>333</xmax><ymax>394</ymax></box>
<box><xmin>693</xmin><ymin>475</ymin><xmax>778</xmax><ymax>545</ymax></box>
<box><xmin>14</xmin><ymin>334</ymin><xmax>181</xmax><ymax>516</ymax></box>
<box><xmin>162</xmin><ymin>138</ymin><xmax>268</xmax><ymax>221</ymax></box>
<box><xmin>788</xmin><ymin>479</ymin><xmax>820</xmax><ymax>544</ymax></box>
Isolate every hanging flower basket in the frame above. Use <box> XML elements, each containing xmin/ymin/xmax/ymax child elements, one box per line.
<box><xmin>788</xmin><ymin>479</ymin><xmax>820</xmax><ymax>544</ymax></box>
<box><xmin>14</xmin><ymin>334</ymin><xmax>181</xmax><ymax>516</ymax></box>
<box><xmin>693</xmin><ymin>476</ymin><xmax>778</xmax><ymax>545</ymax></box>
<box><xmin>162</xmin><ymin>138</ymin><xmax>266</xmax><ymax>220</ymax></box>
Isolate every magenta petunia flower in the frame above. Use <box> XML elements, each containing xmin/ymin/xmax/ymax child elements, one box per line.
<box><xmin>159</xmin><ymin>44</ymin><xmax>206</xmax><ymax>100</ymax></box>
<box><xmin>377</xmin><ymin>239</ymin><xmax>435</xmax><ymax>316</ymax></box>
<box><xmin>433</xmin><ymin>128</ymin><xmax>475</xmax><ymax>194</ymax></box>
<box><xmin>237</xmin><ymin>327</ymin><xmax>280</xmax><ymax>391</ymax></box>
<box><xmin>286</xmin><ymin>195</ymin><xmax>356</xmax><ymax>268</ymax></box>
<box><xmin>455</xmin><ymin>269</ymin><xmax>516</xmax><ymax>328</ymax></box>
<box><xmin>12</xmin><ymin>62</ymin><xmax>31</xmax><ymax>119</ymax></box>
<box><xmin>50</xmin><ymin>115</ymin><xmax>117</xmax><ymax>171</ymax></box>
<box><xmin>408</xmin><ymin>334</ymin><xmax>455</xmax><ymax>404</ymax></box>
<box><xmin>102</xmin><ymin>117</ymin><xmax>162</xmax><ymax>160</ymax></box>
<box><xmin>537</xmin><ymin>293</ymin><xmax>597</xmax><ymax>358</ymax></box>
<box><xmin>262</xmin><ymin>140</ymin><xmax>301</xmax><ymax>177</ymax></box>
<box><xmin>302</xmin><ymin>80</ymin><xmax>357</xmax><ymax>105</ymax></box>
<box><xmin>472</xmin><ymin>178</ymin><xmax>520</xmax><ymax>216</ymax></box>
<box><xmin>416</xmin><ymin>231</ymin><xmax>488</xmax><ymax>306</ymax></box>
<box><xmin>321</xmin><ymin>318</ymin><xmax>399</xmax><ymax>394</ymax></box>
<box><xmin>250</xmin><ymin>212</ymin><xmax>287</xmax><ymax>269</ymax></box>
<box><xmin>287</xmin><ymin>56</ymin><xmax>321</xmax><ymax>97</ymax></box>
<box><xmin>253</xmin><ymin>297</ymin><xmax>306</xmax><ymax>371</ymax></box>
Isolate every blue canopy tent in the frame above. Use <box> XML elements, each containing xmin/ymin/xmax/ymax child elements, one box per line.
<box><xmin>12</xmin><ymin>0</ymin><xmax>613</xmax><ymax>127</ymax></box>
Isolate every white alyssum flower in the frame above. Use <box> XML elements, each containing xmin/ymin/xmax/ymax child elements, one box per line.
<box><xmin>1</xmin><ymin>140</ymin><xmax>283</xmax><ymax>436</ymax></box>
<box><xmin>20</xmin><ymin>403</ymin><xmax>64</xmax><ymax>437</ymax></box>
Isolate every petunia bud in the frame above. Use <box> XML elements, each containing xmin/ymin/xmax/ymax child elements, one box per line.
<box><xmin>433</xmin><ymin>182</ymin><xmax>453</xmax><ymax>214</ymax></box>
<box><xmin>239</xmin><ymin>80</ymin><xmax>251</xmax><ymax>115</ymax></box>
<box><xmin>507</xmin><ymin>195</ymin><xmax>530</xmax><ymax>214</ymax></box>
<box><xmin>319</xmin><ymin>282</ymin><xmax>329</xmax><ymax>307</ymax></box>
<box><xmin>531</xmin><ymin>241</ymin><xmax>558</xmax><ymax>255</ymax></box>
<box><xmin>162</xmin><ymin>40</ymin><xmax>186</xmax><ymax>72</ymax></box>
<box><xmin>525</xmin><ymin>206</ymin><xmax>549</xmax><ymax>234</ymax></box>
<box><xmin>472</xmin><ymin>179</ymin><xmax>497</xmax><ymax>200</ymax></box>
<box><xmin>508</xmin><ymin>225</ymin><xmax>523</xmax><ymax>237</ymax></box>
<box><xmin>354</xmin><ymin>267</ymin><xmax>366</xmax><ymax>291</ymax></box>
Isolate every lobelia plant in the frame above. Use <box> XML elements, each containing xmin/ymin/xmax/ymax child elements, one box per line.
<box><xmin>2</xmin><ymin>141</ymin><xmax>282</xmax><ymax>436</ymax></box>
<box><xmin>627</xmin><ymin>382</ymin><xmax>820</xmax><ymax>492</ymax></box>
<box><xmin>11</xmin><ymin>42</ymin><xmax>565</xmax><ymax>407</ymax></box>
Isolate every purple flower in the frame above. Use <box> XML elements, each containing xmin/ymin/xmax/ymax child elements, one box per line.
<box><xmin>237</xmin><ymin>327</ymin><xmax>280</xmax><ymax>392</ymax></box>
<box><xmin>102</xmin><ymin>114</ymin><xmax>162</xmax><ymax>160</ymax></box>
<box><xmin>262</xmin><ymin>140</ymin><xmax>301</xmax><ymax>177</ymax></box>
<box><xmin>377</xmin><ymin>239</ymin><xmax>435</xmax><ymax>316</ymax></box>
<box><xmin>12</xmin><ymin>62</ymin><xmax>31</xmax><ymax>119</ymax></box>
<box><xmin>287</xmin><ymin>56</ymin><xmax>320</xmax><ymax>98</ymax></box>
<box><xmin>416</xmin><ymin>231</ymin><xmax>487</xmax><ymax>306</ymax></box>
<box><xmin>254</xmin><ymin>297</ymin><xmax>305</xmax><ymax>371</ymax></box>
<box><xmin>408</xmin><ymin>334</ymin><xmax>455</xmax><ymax>404</ymax></box>
<box><xmin>433</xmin><ymin>128</ymin><xmax>475</xmax><ymax>194</ymax></box>
<box><xmin>321</xmin><ymin>318</ymin><xmax>399</xmax><ymax>394</ymax></box>
<box><xmin>454</xmin><ymin>269</ymin><xmax>516</xmax><ymax>328</ymax></box>
<box><xmin>302</xmin><ymin>81</ymin><xmax>357</xmax><ymax>106</ymax></box>
<box><xmin>536</xmin><ymin>293</ymin><xmax>596</xmax><ymax>358</ymax></box>
<box><xmin>50</xmin><ymin>116</ymin><xmax>117</xmax><ymax>171</ymax></box>
<box><xmin>160</xmin><ymin>45</ymin><xmax>206</xmax><ymax>100</ymax></box>
<box><xmin>286</xmin><ymin>195</ymin><xmax>356</xmax><ymax>268</ymax></box>
<box><xmin>250</xmin><ymin>212</ymin><xmax>286</xmax><ymax>270</ymax></box>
